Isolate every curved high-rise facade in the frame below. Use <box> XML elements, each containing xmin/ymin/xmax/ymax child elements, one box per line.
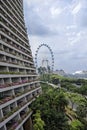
<box><xmin>0</xmin><ymin>0</ymin><xmax>41</xmax><ymax>130</ymax></box>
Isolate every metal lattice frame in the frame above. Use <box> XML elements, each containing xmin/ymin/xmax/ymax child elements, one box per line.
<box><xmin>35</xmin><ymin>44</ymin><xmax>54</xmax><ymax>72</ymax></box>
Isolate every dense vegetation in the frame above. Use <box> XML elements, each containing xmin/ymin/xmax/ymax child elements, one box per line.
<box><xmin>31</xmin><ymin>84</ymin><xmax>69</xmax><ymax>130</ymax></box>
<box><xmin>31</xmin><ymin>82</ymin><xmax>87</xmax><ymax>130</ymax></box>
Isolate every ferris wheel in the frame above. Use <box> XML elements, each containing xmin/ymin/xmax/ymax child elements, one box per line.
<box><xmin>35</xmin><ymin>44</ymin><xmax>54</xmax><ymax>72</ymax></box>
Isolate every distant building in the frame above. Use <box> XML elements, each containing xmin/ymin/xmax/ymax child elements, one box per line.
<box><xmin>0</xmin><ymin>0</ymin><xmax>41</xmax><ymax>130</ymax></box>
<box><xmin>74</xmin><ymin>70</ymin><xmax>87</xmax><ymax>75</ymax></box>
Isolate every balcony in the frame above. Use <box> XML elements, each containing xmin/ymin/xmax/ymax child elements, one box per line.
<box><xmin>0</xmin><ymin>97</ymin><xmax>33</xmax><ymax>123</ymax></box>
<box><xmin>6</xmin><ymin>115</ymin><xmax>20</xmax><ymax>130</ymax></box>
<box><xmin>0</xmin><ymin>96</ymin><xmax>14</xmax><ymax>105</ymax></box>
<box><xmin>0</xmin><ymin>107</ymin><xmax>19</xmax><ymax>123</ymax></box>
<box><xmin>6</xmin><ymin>110</ymin><xmax>32</xmax><ymax>130</ymax></box>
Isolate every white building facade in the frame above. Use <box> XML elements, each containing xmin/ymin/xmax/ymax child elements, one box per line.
<box><xmin>0</xmin><ymin>0</ymin><xmax>41</xmax><ymax>130</ymax></box>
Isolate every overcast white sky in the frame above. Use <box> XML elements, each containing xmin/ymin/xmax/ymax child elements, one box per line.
<box><xmin>23</xmin><ymin>0</ymin><xmax>87</xmax><ymax>73</ymax></box>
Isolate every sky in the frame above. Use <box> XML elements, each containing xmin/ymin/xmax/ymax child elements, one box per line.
<box><xmin>23</xmin><ymin>0</ymin><xmax>87</xmax><ymax>73</ymax></box>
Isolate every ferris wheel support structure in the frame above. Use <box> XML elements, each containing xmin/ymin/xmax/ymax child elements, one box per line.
<box><xmin>35</xmin><ymin>44</ymin><xmax>54</xmax><ymax>72</ymax></box>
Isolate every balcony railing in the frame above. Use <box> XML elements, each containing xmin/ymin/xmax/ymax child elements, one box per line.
<box><xmin>0</xmin><ymin>96</ymin><xmax>15</xmax><ymax>105</ymax></box>
<box><xmin>0</xmin><ymin>100</ymin><xmax>33</xmax><ymax>123</ymax></box>
<box><xmin>6</xmin><ymin>110</ymin><xmax>32</xmax><ymax>130</ymax></box>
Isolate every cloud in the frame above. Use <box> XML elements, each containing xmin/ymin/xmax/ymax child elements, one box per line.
<box><xmin>24</xmin><ymin>3</ymin><xmax>56</xmax><ymax>36</ymax></box>
<box><xmin>71</xmin><ymin>0</ymin><xmax>87</xmax><ymax>28</ymax></box>
<box><xmin>24</xmin><ymin>0</ymin><xmax>74</xmax><ymax>36</ymax></box>
<box><xmin>72</xmin><ymin>2</ymin><xmax>81</xmax><ymax>14</ymax></box>
<box><xmin>24</xmin><ymin>0</ymin><xmax>87</xmax><ymax>73</ymax></box>
<box><xmin>50</xmin><ymin>7</ymin><xmax>62</xmax><ymax>16</ymax></box>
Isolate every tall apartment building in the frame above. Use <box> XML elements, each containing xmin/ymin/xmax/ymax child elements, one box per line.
<box><xmin>0</xmin><ymin>0</ymin><xmax>41</xmax><ymax>130</ymax></box>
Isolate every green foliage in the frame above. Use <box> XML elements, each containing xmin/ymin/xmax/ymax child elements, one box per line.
<box><xmin>60</xmin><ymin>75</ymin><xmax>87</xmax><ymax>95</ymax></box>
<box><xmin>31</xmin><ymin>83</ymin><xmax>87</xmax><ymax>130</ymax></box>
<box><xmin>31</xmin><ymin>84</ymin><xmax>69</xmax><ymax>130</ymax></box>
<box><xmin>61</xmin><ymin>82</ymin><xmax>77</xmax><ymax>92</ymax></box>
<box><xmin>33</xmin><ymin>110</ymin><xmax>45</xmax><ymax>130</ymax></box>
<box><xmin>74</xmin><ymin>79</ymin><xmax>86</xmax><ymax>84</ymax></box>
<box><xmin>40</xmin><ymin>74</ymin><xmax>51</xmax><ymax>82</ymax></box>
<box><xmin>50</xmin><ymin>74</ymin><xmax>60</xmax><ymax>85</ymax></box>
<box><xmin>65</xmin><ymin>92</ymin><xmax>86</xmax><ymax>109</ymax></box>
<box><xmin>77</xmin><ymin>85</ymin><xmax>87</xmax><ymax>95</ymax></box>
<box><xmin>76</xmin><ymin>100</ymin><xmax>87</xmax><ymax>118</ymax></box>
<box><xmin>70</xmin><ymin>120</ymin><xmax>84</xmax><ymax>130</ymax></box>
<box><xmin>38</xmin><ymin>67</ymin><xmax>47</xmax><ymax>75</ymax></box>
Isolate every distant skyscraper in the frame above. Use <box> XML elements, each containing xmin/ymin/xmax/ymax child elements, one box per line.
<box><xmin>0</xmin><ymin>0</ymin><xmax>41</xmax><ymax>130</ymax></box>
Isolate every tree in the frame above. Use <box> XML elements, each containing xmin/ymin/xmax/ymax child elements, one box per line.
<box><xmin>54</xmin><ymin>91</ymin><xmax>68</xmax><ymax>112</ymax></box>
<box><xmin>51</xmin><ymin>75</ymin><xmax>59</xmax><ymax>85</ymax></box>
<box><xmin>76</xmin><ymin>100</ymin><xmax>87</xmax><ymax>119</ymax></box>
<box><xmin>65</xmin><ymin>92</ymin><xmax>86</xmax><ymax>110</ymax></box>
<box><xmin>78</xmin><ymin>85</ymin><xmax>87</xmax><ymax>95</ymax></box>
<box><xmin>38</xmin><ymin>66</ymin><xmax>47</xmax><ymax>75</ymax></box>
<box><xmin>33</xmin><ymin>110</ymin><xmax>45</xmax><ymax>130</ymax></box>
<box><xmin>31</xmin><ymin>84</ymin><xmax>69</xmax><ymax>130</ymax></box>
<box><xmin>70</xmin><ymin>120</ymin><xmax>84</xmax><ymax>130</ymax></box>
<box><xmin>61</xmin><ymin>82</ymin><xmax>77</xmax><ymax>92</ymax></box>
